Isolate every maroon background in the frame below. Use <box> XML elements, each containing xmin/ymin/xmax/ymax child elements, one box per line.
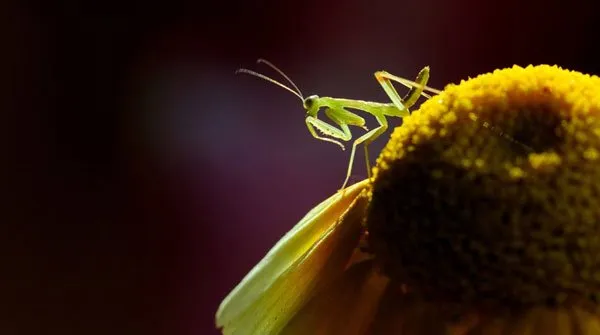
<box><xmin>4</xmin><ymin>0</ymin><xmax>600</xmax><ymax>334</ymax></box>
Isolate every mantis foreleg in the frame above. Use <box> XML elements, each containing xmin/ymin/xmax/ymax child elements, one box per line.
<box><xmin>305</xmin><ymin>115</ymin><xmax>351</xmax><ymax>150</ymax></box>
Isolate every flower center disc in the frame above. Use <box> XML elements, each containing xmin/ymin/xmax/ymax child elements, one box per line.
<box><xmin>367</xmin><ymin>65</ymin><xmax>600</xmax><ymax>308</ymax></box>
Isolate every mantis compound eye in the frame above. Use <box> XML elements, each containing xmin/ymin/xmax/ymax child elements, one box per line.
<box><xmin>303</xmin><ymin>95</ymin><xmax>319</xmax><ymax>110</ymax></box>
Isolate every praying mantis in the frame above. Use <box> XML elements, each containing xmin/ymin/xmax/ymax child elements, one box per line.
<box><xmin>236</xmin><ymin>59</ymin><xmax>442</xmax><ymax>190</ymax></box>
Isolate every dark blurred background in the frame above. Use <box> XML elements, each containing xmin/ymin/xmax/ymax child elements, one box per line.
<box><xmin>3</xmin><ymin>0</ymin><xmax>600</xmax><ymax>334</ymax></box>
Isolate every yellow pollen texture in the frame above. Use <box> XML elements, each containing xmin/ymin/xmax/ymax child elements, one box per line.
<box><xmin>366</xmin><ymin>65</ymin><xmax>600</xmax><ymax>308</ymax></box>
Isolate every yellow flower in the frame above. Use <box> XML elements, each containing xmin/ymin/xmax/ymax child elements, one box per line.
<box><xmin>217</xmin><ymin>65</ymin><xmax>600</xmax><ymax>334</ymax></box>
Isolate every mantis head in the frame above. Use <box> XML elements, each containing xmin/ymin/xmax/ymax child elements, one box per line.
<box><xmin>303</xmin><ymin>95</ymin><xmax>320</xmax><ymax>116</ymax></box>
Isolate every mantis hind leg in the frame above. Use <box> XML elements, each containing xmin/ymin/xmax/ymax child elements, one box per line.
<box><xmin>340</xmin><ymin>114</ymin><xmax>388</xmax><ymax>191</ymax></box>
<box><xmin>343</xmin><ymin>67</ymin><xmax>435</xmax><ymax>191</ymax></box>
<box><xmin>374</xmin><ymin>66</ymin><xmax>436</xmax><ymax>114</ymax></box>
<box><xmin>364</xmin><ymin>145</ymin><xmax>372</xmax><ymax>179</ymax></box>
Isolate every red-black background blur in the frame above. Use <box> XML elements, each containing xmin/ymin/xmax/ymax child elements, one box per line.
<box><xmin>3</xmin><ymin>0</ymin><xmax>600</xmax><ymax>334</ymax></box>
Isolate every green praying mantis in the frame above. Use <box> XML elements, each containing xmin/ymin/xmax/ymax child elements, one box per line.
<box><xmin>236</xmin><ymin>59</ymin><xmax>442</xmax><ymax>191</ymax></box>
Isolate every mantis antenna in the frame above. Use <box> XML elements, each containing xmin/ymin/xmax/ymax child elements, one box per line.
<box><xmin>236</xmin><ymin>59</ymin><xmax>304</xmax><ymax>101</ymax></box>
<box><xmin>256</xmin><ymin>59</ymin><xmax>304</xmax><ymax>98</ymax></box>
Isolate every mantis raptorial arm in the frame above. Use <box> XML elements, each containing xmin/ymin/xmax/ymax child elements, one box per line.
<box><xmin>305</xmin><ymin>116</ymin><xmax>350</xmax><ymax>151</ymax></box>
